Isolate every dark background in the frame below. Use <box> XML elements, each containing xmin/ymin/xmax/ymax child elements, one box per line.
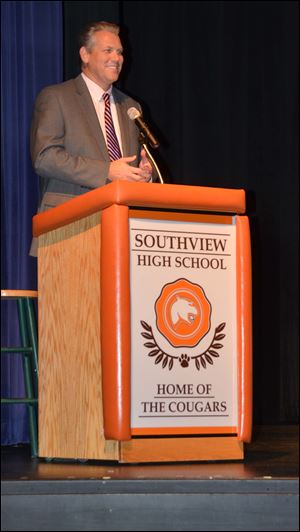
<box><xmin>63</xmin><ymin>0</ymin><xmax>299</xmax><ymax>424</ymax></box>
<box><xmin>2</xmin><ymin>1</ymin><xmax>299</xmax><ymax>431</ymax></box>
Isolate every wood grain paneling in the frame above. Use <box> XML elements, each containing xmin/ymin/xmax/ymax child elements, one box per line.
<box><xmin>120</xmin><ymin>436</ymin><xmax>243</xmax><ymax>463</ymax></box>
<box><xmin>38</xmin><ymin>212</ymin><xmax>118</xmax><ymax>460</ymax></box>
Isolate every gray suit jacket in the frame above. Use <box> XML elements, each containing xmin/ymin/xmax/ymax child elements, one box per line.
<box><xmin>30</xmin><ymin>74</ymin><xmax>142</xmax><ymax>208</ymax></box>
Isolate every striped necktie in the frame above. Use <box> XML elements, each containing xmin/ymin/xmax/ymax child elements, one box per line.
<box><xmin>103</xmin><ymin>92</ymin><xmax>122</xmax><ymax>161</ymax></box>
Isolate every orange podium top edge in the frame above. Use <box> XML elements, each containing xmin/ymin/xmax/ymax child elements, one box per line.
<box><xmin>32</xmin><ymin>181</ymin><xmax>246</xmax><ymax>237</ymax></box>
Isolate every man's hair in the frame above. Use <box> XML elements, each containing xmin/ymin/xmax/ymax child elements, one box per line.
<box><xmin>79</xmin><ymin>21</ymin><xmax>120</xmax><ymax>53</ymax></box>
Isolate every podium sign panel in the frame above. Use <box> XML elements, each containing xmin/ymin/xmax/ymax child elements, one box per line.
<box><xmin>130</xmin><ymin>212</ymin><xmax>238</xmax><ymax>435</ymax></box>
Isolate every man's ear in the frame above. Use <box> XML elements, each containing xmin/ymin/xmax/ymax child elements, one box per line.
<box><xmin>79</xmin><ymin>46</ymin><xmax>89</xmax><ymax>65</ymax></box>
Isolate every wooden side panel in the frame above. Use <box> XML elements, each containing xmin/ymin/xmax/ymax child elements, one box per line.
<box><xmin>120</xmin><ymin>437</ymin><xmax>244</xmax><ymax>463</ymax></box>
<box><xmin>38</xmin><ymin>212</ymin><xmax>118</xmax><ymax>460</ymax></box>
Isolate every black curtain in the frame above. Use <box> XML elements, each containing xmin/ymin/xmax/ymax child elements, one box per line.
<box><xmin>63</xmin><ymin>0</ymin><xmax>299</xmax><ymax>424</ymax></box>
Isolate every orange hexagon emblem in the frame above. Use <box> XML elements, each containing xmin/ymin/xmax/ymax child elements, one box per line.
<box><xmin>155</xmin><ymin>278</ymin><xmax>211</xmax><ymax>347</ymax></box>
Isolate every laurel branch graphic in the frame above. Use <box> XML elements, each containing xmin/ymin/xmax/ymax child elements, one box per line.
<box><xmin>141</xmin><ymin>321</ymin><xmax>226</xmax><ymax>371</ymax></box>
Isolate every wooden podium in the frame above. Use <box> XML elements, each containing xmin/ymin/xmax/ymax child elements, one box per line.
<box><xmin>33</xmin><ymin>182</ymin><xmax>252</xmax><ymax>462</ymax></box>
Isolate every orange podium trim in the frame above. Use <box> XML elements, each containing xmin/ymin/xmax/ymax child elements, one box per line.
<box><xmin>236</xmin><ymin>216</ymin><xmax>252</xmax><ymax>442</ymax></box>
<box><xmin>33</xmin><ymin>181</ymin><xmax>245</xmax><ymax>237</ymax></box>
<box><xmin>101</xmin><ymin>204</ymin><xmax>131</xmax><ymax>440</ymax></box>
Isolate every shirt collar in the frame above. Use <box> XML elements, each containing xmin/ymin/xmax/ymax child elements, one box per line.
<box><xmin>81</xmin><ymin>72</ymin><xmax>113</xmax><ymax>101</ymax></box>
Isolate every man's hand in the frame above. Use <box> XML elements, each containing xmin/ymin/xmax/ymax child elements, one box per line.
<box><xmin>108</xmin><ymin>151</ymin><xmax>152</xmax><ymax>182</ymax></box>
<box><xmin>138</xmin><ymin>148</ymin><xmax>152</xmax><ymax>182</ymax></box>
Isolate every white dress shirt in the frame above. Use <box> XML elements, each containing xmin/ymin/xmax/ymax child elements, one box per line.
<box><xmin>81</xmin><ymin>72</ymin><xmax>123</xmax><ymax>155</ymax></box>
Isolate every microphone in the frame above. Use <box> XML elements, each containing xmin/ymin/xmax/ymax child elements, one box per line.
<box><xmin>127</xmin><ymin>107</ymin><xmax>159</xmax><ymax>149</ymax></box>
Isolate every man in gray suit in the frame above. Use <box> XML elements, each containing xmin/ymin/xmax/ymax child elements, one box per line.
<box><xmin>30</xmin><ymin>21</ymin><xmax>154</xmax><ymax>213</ymax></box>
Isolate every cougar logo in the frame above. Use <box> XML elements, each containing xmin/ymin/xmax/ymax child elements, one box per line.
<box><xmin>155</xmin><ymin>279</ymin><xmax>211</xmax><ymax>347</ymax></box>
<box><xmin>171</xmin><ymin>297</ymin><xmax>198</xmax><ymax>328</ymax></box>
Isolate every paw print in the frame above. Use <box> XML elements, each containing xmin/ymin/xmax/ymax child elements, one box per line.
<box><xmin>179</xmin><ymin>354</ymin><xmax>190</xmax><ymax>368</ymax></box>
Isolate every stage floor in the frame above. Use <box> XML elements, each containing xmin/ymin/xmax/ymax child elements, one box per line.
<box><xmin>1</xmin><ymin>424</ymin><xmax>298</xmax><ymax>481</ymax></box>
<box><xmin>1</xmin><ymin>425</ymin><xmax>299</xmax><ymax>531</ymax></box>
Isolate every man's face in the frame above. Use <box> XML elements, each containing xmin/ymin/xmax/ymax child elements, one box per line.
<box><xmin>80</xmin><ymin>30</ymin><xmax>124</xmax><ymax>90</ymax></box>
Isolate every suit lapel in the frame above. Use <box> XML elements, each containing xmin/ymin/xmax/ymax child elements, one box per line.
<box><xmin>113</xmin><ymin>88</ymin><xmax>131</xmax><ymax>157</ymax></box>
<box><xmin>73</xmin><ymin>77</ymin><xmax>135</xmax><ymax>160</ymax></box>
<box><xmin>74</xmin><ymin>75</ymin><xmax>110</xmax><ymax>161</ymax></box>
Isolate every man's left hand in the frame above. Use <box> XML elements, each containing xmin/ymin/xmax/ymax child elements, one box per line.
<box><xmin>139</xmin><ymin>149</ymin><xmax>152</xmax><ymax>182</ymax></box>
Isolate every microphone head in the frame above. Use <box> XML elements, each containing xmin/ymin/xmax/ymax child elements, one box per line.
<box><xmin>127</xmin><ymin>107</ymin><xmax>141</xmax><ymax>120</ymax></box>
